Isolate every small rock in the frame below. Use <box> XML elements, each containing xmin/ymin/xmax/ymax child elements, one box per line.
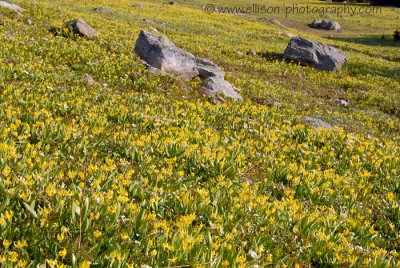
<box><xmin>310</xmin><ymin>19</ymin><xmax>341</xmax><ymax>31</ymax></box>
<box><xmin>142</xmin><ymin>18</ymin><xmax>154</xmax><ymax>23</ymax></box>
<box><xmin>278</xmin><ymin>32</ymin><xmax>295</xmax><ymax>38</ymax></box>
<box><xmin>26</xmin><ymin>19</ymin><xmax>33</xmax><ymax>25</ymax></box>
<box><xmin>246</xmin><ymin>50</ymin><xmax>257</xmax><ymax>56</ymax></box>
<box><xmin>283</xmin><ymin>37</ymin><xmax>347</xmax><ymax>71</ymax></box>
<box><xmin>196</xmin><ymin>58</ymin><xmax>242</xmax><ymax>101</ymax></box>
<box><xmin>271</xmin><ymin>19</ymin><xmax>281</xmax><ymax>25</ymax></box>
<box><xmin>0</xmin><ymin>1</ymin><xmax>23</xmax><ymax>12</ymax></box>
<box><xmin>251</xmin><ymin>97</ymin><xmax>279</xmax><ymax>107</ymax></box>
<box><xmin>300</xmin><ymin>116</ymin><xmax>333</xmax><ymax>129</ymax></box>
<box><xmin>82</xmin><ymin>74</ymin><xmax>95</xmax><ymax>86</ymax></box>
<box><xmin>236</xmin><ymin>51</ymin><xmax>243</xmax><ymax>56</ymax></box>
<box><xmin>332</xmin><ymin>99</ymin><xmax>349</xmax><ymax>106</ymax></box>
<box><xmin>134</xmin><ymin>3</ymin><xmax>144</xmax><ymax>8</ymax></box>
<box><xmin>64</xmin><ymin>18</ymin><xmax>97</xmax><ymax>38</ymax></box>
<box><xmin>203</xmin><ymin>77</ymin><xmax>242</xmax><ymax>101</ymax></box>
<box><xmin>195</xmin><ymin>57</ymin><xmax>224</xmax><ymax>79</ymax></box>
<box><xmin>92</xmin><ymin>7</ymin><xmax>113</xmax><ymax>13</ymax></box>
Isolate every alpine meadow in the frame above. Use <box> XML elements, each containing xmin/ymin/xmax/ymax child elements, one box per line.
<box><xmin>0</xmin><ymin>0</ymin><xmax>399</xmax><ymax>267</ymax></box>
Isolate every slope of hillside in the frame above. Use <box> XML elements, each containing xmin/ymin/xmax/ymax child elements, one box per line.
<box><xmin>0</xmin><ymin>0</ymin><xmax>399</xmax><ymax>267</ymax></box>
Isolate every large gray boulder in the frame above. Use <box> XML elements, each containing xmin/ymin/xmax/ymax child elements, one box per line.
<box><xmin>310</xmin><ymin>20</ymin><xmax>341</xmax><ymax>31</ymax></box>
<box><xmin>283</xmin><ymin>37</ymin><xmax>347</xmax><ymax>71</ymax></box>
<box><xmin>135</xmin><ymin>31</ymin><xmax>242</xmax><ymax>101</ymax></box>
<box><xmin>0</xmin><ymin>1</ymin><xmax>23</xmax><ymax>12</ymax></box>
<box><xmin>134</xmin><ymin>31</ymin><xmax>199</xmax><ymax>80</ymax></box>
<box><xmin>65</xmin><ymin>18</ymin><xmax>97</xmax><ymax>38</ymax></box>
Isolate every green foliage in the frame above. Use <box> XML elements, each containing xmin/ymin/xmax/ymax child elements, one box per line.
<box><xmin>0</xmin><ymin>0</ymin><xmax>399</xmax><ymax>267</ymax></box>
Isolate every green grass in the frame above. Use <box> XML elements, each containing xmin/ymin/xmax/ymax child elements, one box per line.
<box><xmin>0</xmin><ymin>0</ymin><xmax>399</xmax><ymax>267</ymax></box>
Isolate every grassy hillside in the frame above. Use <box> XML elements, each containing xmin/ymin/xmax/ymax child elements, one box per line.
<box><xmin>0</xmin><ymin>0</ymin><xmax>399</xmax><ymax>267</ymax></box>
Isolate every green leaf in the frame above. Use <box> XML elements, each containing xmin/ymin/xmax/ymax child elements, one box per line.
<box><xmin>23</xmin><ymin>201</ymin><xmax>38</xmax><ymax>219</ymax></box>
<box><xmin>71</xmin><ymin>202</ymin><xmax>80</xmax><ymax>223</ymax></box>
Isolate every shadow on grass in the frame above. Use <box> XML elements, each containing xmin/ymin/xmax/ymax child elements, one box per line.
<box><xmin>260</xmin><ymin>52</ymin><xmax>284</xmax><ymax>62</ymax></box>
<box><xmin>347</xmin><ymin>61</ymin><xmax>400</xmax><ymax>81</ymax></box>
<box><xmin>328</xmin><ymin>35</ymin><xmax>400</xmax><ymax>47</ymax></box>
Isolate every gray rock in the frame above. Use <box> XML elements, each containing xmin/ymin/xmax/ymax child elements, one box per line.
<box><xmin>195</xmin><ymin>57</ymin><xmax>224</xmax><ymax>79</ymax></box>
<box><xmin>26</xmin><ymin>19</ymin><xmax>33</xmax><ymax>25</ymax></box>
<box><xmin>310</xmin><ymin>20</ymin><xmax>341</xmax><ymax>31</ymax></box>
<box><xmin>300</xmin><ymin>116</ymin><xmax>333</xmax><ymax>129</ymax></box>
<box><xmin>65</xmin><ymin>18</ymin><xmax>97</xmax><ymax>38</ymax></box>
<box><xmin>194</xmin><ymin>58</ymin><xmax>242</xmax><ymax>101</ymax></box>
<box><xmin>0</xmin><ymin>1</ymin><xmax>23</xmax><ymax>12</ymax></box>
<box><xmin>264</xmin><ymin>18</ymin><xmax>281</xmax><ymax>25</ymax></box>
<box><xmin>142</xmin><ymin>18</ymin><xmax>154</xmax><ymax>23</ymax></box>
<box><xmin>134</xmin><ymin>3</ymin><xmax>144</xmax><ymax>8</ymax></box>
<box><xmin>134</xmin><ymin>30</ymin><xmax>241</xmax><ymax>100</ymax></box>
<box><xmin>203</xmin><ymin>77</ymin><xmax>242</xmax><ymax>101</ymax></box>
<box><xmin>283</xmin><ymin>37</ymin><xmax>347</xmax><ymax>71</ymax></box>
<box><xmin>134</xmin><ymin>30</ymin><xmax>199</xmax><ymax>79</ymax></box>
<box><xmin>271</xmin><ymin>19</ymin><xmax>281</xmax><ymax>25</ymax></box>
<box><xmin>279</xmin><ymin>32</ymin><xmax>296</xmax><ymax>38</ymax></box>
<box><xmin>82</xmin><ymin>74</ymin><xmax>95</xmax><ymax>86</ymax></box>
<box><xmin>93</xmin><ymin>7</ymin><xmax>113</xmax><ymax>13</ymax></box>
<box><xmin>332</xmin><ymin>98</ymin><xmax>349</xmax><ymax>106</ymax></box>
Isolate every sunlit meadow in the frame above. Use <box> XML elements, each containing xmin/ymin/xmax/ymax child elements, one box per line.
<box><xmin>0</xmin><ymin>0</ymin><xmax>399</xmax><ymax>267</ymax></box>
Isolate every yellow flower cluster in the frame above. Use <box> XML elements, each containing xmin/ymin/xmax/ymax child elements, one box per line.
<box><xmin>0</xmin><ymin>0</ymin><xmax>398</xmax><ymax>266</ymax></box>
